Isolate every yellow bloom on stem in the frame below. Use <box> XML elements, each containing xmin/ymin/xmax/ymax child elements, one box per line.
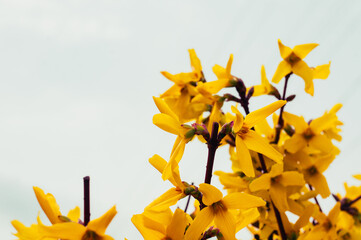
<box><xmin>132</xmin><ymin>208</ymin><xmax>191</xmax><ymax>240</ymax></box>
<box><xmin>160</xmin><ymin>49</ymin><xmax>205</xmax><ymax>122</ymax></box>
<box><xmin>303</xmin><ymin>202</ymin><xmax>341</xmax><ymax>240</ymax></box>
<box><xmin>306</xmin><ymin>62</ymin><xmax>331</xmax><ymax>96</ymax></box>
<box><xmin>298</xmin><ymin>150</ymin><xmax>335</xmax><ymax>198</ymax></box>
<box><xmin>12</xmin><ymin>187</ymin><xmax>81</xmax><ymax>240</ymax></box>
<box><xmin>39</xmin><ymin>206</ymin><xmax>117</xmax><ymax>240</ymax></box>
<box><xmin>199</xmin><ymin>54</ymin><xmax>234</xmax><ymax>94</ymax></box>
<box><xmin>184</xmin><ymin>183</ymin><xmax>266</xmax><ymax>240</ymax></box>
<box><xmin>144</xmin><ymin>154</ymin><xmax>187</xmax><ymax>212</ymax></box>
<box><xmin>249</xmin><ymin>65</ymin><xmax>276</xmax><ymax>97</ymax></box>
<box><xmin>161</xmin><ymin>49</ymin><xmax>203</xmax><ymax>97</ymax></box>
<box><xmin>283</xmin><ymin>111</ymin><xmax>337</xmax><ymax>154</ymax></box>
<box><xmin>249</xmin><ymin>164</ymin><xmax>305</xmax><ymax>212</ymax></box>
<box><xmin>152</xmin><ymin>97</ymin><xmax>194</xmax><ymax>180</ymax></box>
<box><xmin>272</xmin><ymin>39</ymin><xmax>319</xmax><ymax>96</ymax></box>
<box><xmin>33</xmin><ymin>186</ymin><xmax>80</xmax><ymax>224</ymax></box>
<box><xmin>231</xmin><ymin>100</ymin><xmax>286</xmax><ymax>177</ymax></box>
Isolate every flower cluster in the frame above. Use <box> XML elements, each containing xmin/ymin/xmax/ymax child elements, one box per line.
<box><xmin>132</xmin><ymin>40</ymin><xmax>361</xmax><ymax>240</ymax></box>
<box><xmin>11</xmin><ymin>40</ymin><xmax>361</xmax><ymax>240</ymax></box>
<box><xmin>12</xmin><ymin>180</ymin><xmax>117</xmax><ymax>240</ymax></box>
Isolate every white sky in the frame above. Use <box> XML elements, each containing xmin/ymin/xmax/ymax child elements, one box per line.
<box><xmin>1</xmin><ymin>0</ymin><xmax>361</xmax><ymax>239</ymax></box>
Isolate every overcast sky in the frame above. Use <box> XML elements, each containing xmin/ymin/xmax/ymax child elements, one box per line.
<box><xmin>1</xmin><ymin>0</ymin><xmax>361</xmax><ymax>239</ymax></box>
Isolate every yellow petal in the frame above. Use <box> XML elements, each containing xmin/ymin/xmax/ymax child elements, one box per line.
<box><xmin>214</xmin><ymin>209</ymin><xmax>236</xmax><ymax>240</ymax></box>
<box><xmin>152</xmin><ymin>113</ymin><xmax>181</xmax><ymax>135</ymax></box>
<box><xmin>231</xmin><ymin>105</ymin><xmax>244</xmax><ymax>133</ymax></box>
<box><xmin>212</xmin><ymin>64</ymin><xmax>227</xmax><ymax>79</ymax></box>
<box><xmin>235</xmin><ymin>135</ymin><xmax>254</xmax><ymax>177</ymax></box>
<box><xmin>162</xmin><ymin>138</ymin><xmax>185</xmax><ymax>181</ymax></box>
<box><xmin>278</xmin><ymin>39</ymin><xmax>293</xmax><ymax>59</ymax></box>
<box><xmin>272</xmin><ymin>60</ymin><xmax>292</xmax><ymax>83</ymax></box>
<box><xmin>283</xmin><ymin>134</ymin><xmax>307</xmax><ymax>153</ymax></box>
<box><xmin>166</xmin><ymin>209</ymin><xmax>189</xmax><ymax>240</ymax></box>
<box><xmin>269</xmin><ymin>163</ymin><xmax>283</xmax><ymax>177</ymax></box>
<box><xmin>222</xmin><ymin>192</ymin><xmax>266</xmax><ymax>209</ymax></box>
<box><xmin>308</xmin><ymin>173</ymin><xmax>330</xmax><ymax>198</ymax></box>
<box><xmin>188</xmin><ymin>49</ymin><xmax>202</xmax><ymax>74</ymax></box>
<box><xmin>11</xmin><ymin>220</ymin><xmax>40</xmax><ymax>239</ymax></box>
<box><xmin>87</xmin><ymin>206</ymin><xmax>117</xmax><ymax>235</ymax></box>
<box><xmin>145</xmin><ymin>188</ymin><xmax>183</xmax><ymax>212</ymax></box>
<box><xmin>249</xmin><ymin>174</ymin><xmax>271</xmax><ymax>192</ymax></box>
<box><xmin>328</xmin><ymin>202</ymin><xmax>341</xmax><ymax>223</ymax></box>
<box><xmin>292</xmin><ymin>60</ymin><xmax>313</xmax><ymax>95</ymax></box>
<box><xmin>294</xmin><ymin>205</ymin><xmax>317</xmax><ymax>230</ymax></box>
<box><xmin>199</xmin><ymin>183</ymin><xmax>223</xmax><ymax>206</ymax></box>
<box><xmin>39</xmin><ymin>222</ymin><xmax>85</xmax><ymax>239</ymax></box>
<box><xmin>282</xmin><ymin>112</ymin><xmax>308</xmax><ymax>133</ymax></box>
<box><xmin>353</xmin><ymin>174</ymin><xmax>361</xmax><ymax>180</ymax></box>
<box><xmin>313</xmin><ymin>62</ymin><xmax>331</xmax><ymax>79</ymax></box>
<box><xmin>310</xmin><ymin>113</ymin><xmax>336</xmax><ymax>134</ymax></box>
<box><xmin>293</xmin><ymin>43</ymin><xmax>318</xmax><ymax>59</ymax></box>
<box><xmin>184</xmin><ymin>207</ymin><xmax>214</xmax><ymax>240</ymax></box>
<box><xmin>226</xmin><ymin>54</ymin><xmax>233</xmax><ymax>78</ymax></box>
<box><xmin>309</xmin><ymin>134</ymin><xmax>334</xmax><ymax>153</ymax></box>
<box><xmin>236</xmin><ymin>208</ymin><xmax>260</xmax><ymax>232</ymax></box>
<box><xmin>314</xmin><ymin>154</ymin><xmax>335</xmax><ymax>173</ymax></box>
<box><xmin>161</xmin><ymin>71</ymin><xmax>196</xmax><ymax>85</ymax></box>
<box><xmin>67</xmin><ymin>206</ymin><xmax>80</xmax><ymax>222</ymax></box>
<box><xmin>33</xmin><ymin>186</ymin><xmax>62</xmax><ymax>224</ymax></box>
<box><xmin>152</xmin><ymin>97</ymin><xmax>179</xmax><ymax>120</ymax></box>
<box><xmin>243</xmin><ymin>131</ymin><xmax>284</xmax><ymax>163</ymax></box>
<box><xmin>244</xmin><ymin>100</ymin><xmax>286</xmax><ymax>128</ymax></box>
<box><xmin>131</xmin><ymin>214</ymin><xmax>165</xmax><ymax>240</ymax></box>
<box><xmin>270</xmin><ymin>183</ymin><xmax>289</xmax><ymax>211</ymax></box>
<box><xmin>160</xmin><ymin>84</ymin><xmax>183</xmax><ymax>98</ymax></box>
<box><xmin>149</xmin><ymin>154</ymin><xmax>168</xmax><ymax>175</ymax></box>
<box><xmin>279</xmin><ymin>171</ymin><xmax>305</xmax><ymax>187</ymax></box>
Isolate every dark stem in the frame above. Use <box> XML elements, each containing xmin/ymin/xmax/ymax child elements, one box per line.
<box><xmin>83</xmin><ymin>176</ymin><xmax>90</xmax><ymax>226</ymax></box>
<box><xmin>273</xmin><ymin>73</ymin><xmax>292</xmax><ymax>144</ymax></box>
<box><xmin>308</xmin><ymin>184</ymin><xmax>322</xmax><ymax>212</ymax></box>
<box><xmin>184</xmin><ymin>182</ymin><xmax>194</xmax><ymax>213</ymax></box>
<box><xmin>257</xmin><ymin>153</ymin><xmax>268</xmax><ymax>173</ymax></box>
<box><xmin>204</xmin><ymin>122</ymin><xmax>220</xmax><ymax>184</ymax></box>
<box><xmin>349</xmin><ymin>195</ymin><xmax>361</xmax><ymax>206</ymax></box>
<box><xmin>272</xmin><ymin>201</ymin><xmax>287</xmax><ymax>240</ymax></box>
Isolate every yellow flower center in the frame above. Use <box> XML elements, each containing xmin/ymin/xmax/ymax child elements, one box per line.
<box><xmin>285</xmin><ymin>52</ymin><xmax>301</xmax><ymax>66</ymax></box>
<box><xmin>237</xmin><ymin>126</ymin><xmax>249</xmax><ymax>138</ymax></box>
<box><xmin>307</xmin><ymin>166</ymin><xmax>318</xmax><ymax>176</ymax></box>
<box><xmin>303</xmin><ymin>128</ymin><xmax>314</xmax><ymax>140</ymax></box>
<box><xmin>271</xmin><ymin>175</ymin><xmax>281</xmax><ymax>183</ymax></box>
<box><xmin>211</xmin><ymin>201</ymin><xmax>227</xmax><ymax>214</ymax></box>
<box><xmin>322</xmin><ymin>220</ymin><xmax>333</xmax><ymax>231</ymax></box>
<box><xmin>82</xmin><ymin>230</ymin><xmax>100</xmax><ymax>240</ymax></box>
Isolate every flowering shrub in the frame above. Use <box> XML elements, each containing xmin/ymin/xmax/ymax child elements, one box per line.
<box><xmin>12</xmin><ymin>40</ymin><xmax>361</xmax><ymax>240</ymax></box>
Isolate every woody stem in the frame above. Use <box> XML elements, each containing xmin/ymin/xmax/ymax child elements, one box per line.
<box><xmin>308</xmin><ymin>184</ymin><xmax>323</xmax><ymax>212</ymax></box>
<box><xmin>274</xmin><ymin>73</ymin><xmax>292</xmax><ymax>144</ymax></box>
<box><xmin>83</xmin><ymin>176</ymin><xmax>90</xmax><ymax>226</ymax></box>
<box><xmin>204</xmin><ymin>122</ymin><xmax>219</xmax><ymax>184</ymax></box>
<box><xmin>272</xmin><ymin>202</ymin><xmax>287</xmax><ymax>240</ymax></box>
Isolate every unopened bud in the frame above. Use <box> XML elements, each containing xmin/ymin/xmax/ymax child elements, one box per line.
<box><xmin>286</xmin><ymin>94</ymin><xmax>296</xmax><ymax>102</ymax></box>
<box><xmin>184</xmin><ymin>186</ymin><xmax>195</xmax><ymax>195</ymax></box>
<box><xmin>246</xmin><ymin>87</ymin><xmax>254</xmax><ymax>100</ymax></box>
<box><xmin>184</xmin><ymin>128</ymin><xmax>196</xmax><ymax>139</ymax></box>
<box><xmin>58</xmin><ymin>215</ymin><xmax>72</xmax><ymax>222</ymax></box>
<box><xmin>217</xmin><ymin>121</ymin><xmax>234</xmax><ymax>142</ymax></box>
<box><xmin>269</xmin><ymin>88</ymin><xmax>281</xmax><ymax>100</ymax></box>
<box><xmin>191</xmin><ymin>123</ymin><xmax>210</xmax><ymax>141</ymax></box>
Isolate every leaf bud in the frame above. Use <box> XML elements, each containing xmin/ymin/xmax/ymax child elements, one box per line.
<box><xmin>286</xmin><ymin>94</ymin><xmax>296</xmax><ymax>102</ymax></box>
